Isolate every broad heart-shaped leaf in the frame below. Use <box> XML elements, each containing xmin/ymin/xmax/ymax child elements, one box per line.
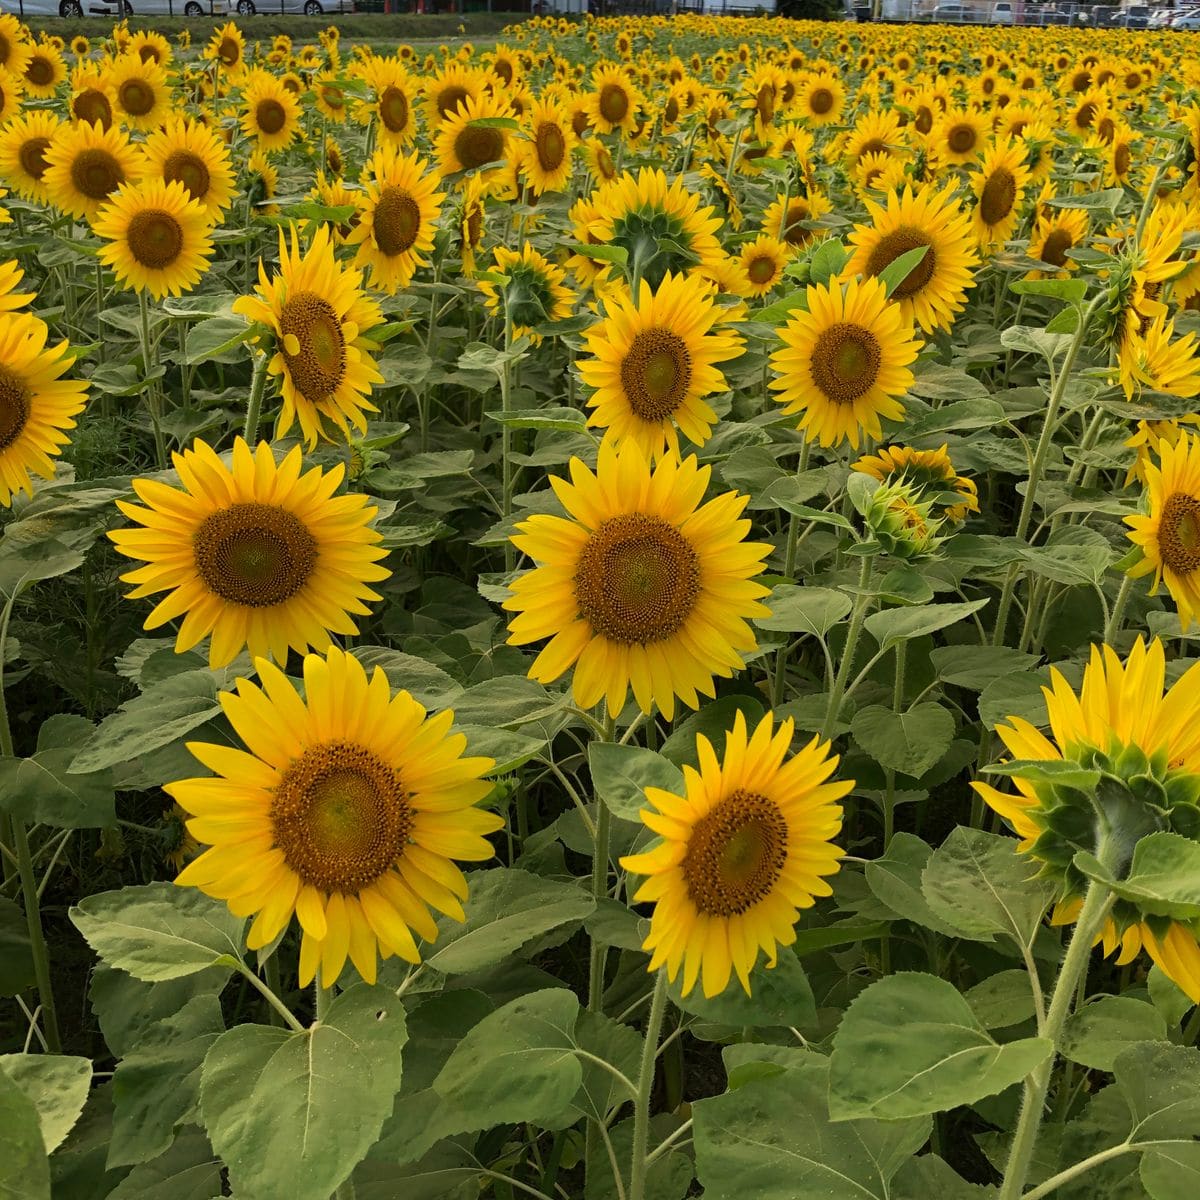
<box><xmin>864</xmin><ymin>600</ymin><xmax>989</xmax><ymax>654</ymax></box>
<box><xmin>693</xmin><ymin>1056</ymin><xmax>930</xmax><ymax>1200</ymax></box>
<box><xmin>0</xmin><ymin>715</ymin><xmax>115</xmax><ymax>828</ymax></box>
<box><xmin>433</xmin><ymin>988</ymin><xmax>583</xmax><ymax>1129</ymax></box>
<box><xmin>964</xmin><ymin>971</ymin><xmax>1038</xmax><ymax>1030</ymax></box>
<box><xmin>1113</xmin><ymin>1042</ymin><xmax>1200</xmax><ymax>1141</ymax></box>
<box><xmin>852</xmin><ymin>704</ymin><xmax>955</xmax><ymax>778</ymax></box>
<box><xmin>201</xmin><ymin>983</ymin><xmax>406</xmax><ymax>1200</ymax></box>
<box><xmin>755</xmin><ymin>585</ymin><xmax>852</xmax><ymax>637</ymax></box>
<box><xmin>1141</xmin><ymin>1142</ymin><xmax>1200</xmax><ymax>1200</ymax></box>
<box><xmin>0</xmin><ymin>1064</ymin><xmax>50</xmax><ymax>1199</ymax></box>
<box><xmin>349</xmin><ymin>647</ymin><xmax>464</xmax><ymax>711</ymax></box>
<box><xmin>865</xmin><ymin>834</ymin><xmax>975</xmax><ymax>938</ymax></box>
<box><xmin>891</xmin><ymin>1154</ymin><xmax>999</xmax><ymax>1198</ymax></box>
<box><xmin>109</xmin><ymin>995</ymin><xmax>224</xmax><ymax>1167</ymax></box>
<box><xmin>106</xmin><ymin>1131</ymin><xmax>222</xmax><ymax>1200</ymax></box>
<box><xmin>589</xmin><ymin>742</ymin><xmax>684</xmax><ymax>821</ymax></box>
<box><xmin>828</xmin><ymin>973</ymin><xmax>1052</xmax><ymax>1120</ymax></box>
<box><xmin>423</xmin><ymin>867</ymin><xmax>594</xmax><ymax>974</ymax></box>
<box><xmin>0</xmin><ymin>537</ymin><xmax>85</xmax><ymax>599</ymax></box>
<box><xmin>1100</xmin><ymin>832</ymin><xmax>1200</xmax><ymax>920</ymax></box>
<box><xmin>1061</xmin><ymin>996</ymin><xmax>1168</xmax><ymax>1071</ymax></box>
<box><xmin>70</xmin><ymin>882</ymin><xmax>246</xmax><ymax>983</ymax></box>
<box><xmin>921</xmin><ymin>827</ymin><xmax>1055</xmax><ymax>950</ymax></box>
<box><xmin>0</xmin><ymin>1054</ymin><xmax>91</xmax><ymax>1154</ymax></box>
<box><xmin>89</xmin><ymin>963</ymin><xmax>227</xmax><ymax>1058</ymax></box>
<box><xmin>669</xmin><ymin>949</ymin><xmax>816</xmax><ymax>1030</ymax></box>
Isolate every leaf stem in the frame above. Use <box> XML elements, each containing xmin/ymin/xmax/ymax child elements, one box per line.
<box><xmin>628</xmin><ymin>970</ymin><xmax>669</xmax><ymax>1200</ymax></box>
<box><xmin>138</xmin><ymin>289</ymin><xmax>166</xmax><ymax>471</ymax></box>
<box><xmin>232</xmin><ymin>959</ymin><xmax>304</xmax><ymax>1034</ymax></box>
<box><xmin>820</xmin><ymin>555</ymin><xmax>873</xmax><ymax>742</ymax></box>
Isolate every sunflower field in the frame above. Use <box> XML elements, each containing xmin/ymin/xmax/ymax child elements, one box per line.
<box><xmin>6</xmin><ymin>6</ymin><xmax>1200</xmax><ymax>1198</ymax></box>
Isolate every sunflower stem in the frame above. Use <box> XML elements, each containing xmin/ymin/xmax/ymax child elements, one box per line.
<box><xmin>501</xmin><ymin>299</ymin><xmax>516</xmax><ymax>573</ymax></box>
<box><xmin>1103</xmin><ymin>574</ymin><xmax>1135</xmax><ymax>645</ymax></box>
<box><xmin>771</xmin><ymin>440</ymin><xmax>813</xmax><ymax>707</ymax></box>
<box><xmin>628</xmin><ymin>970</ymin><xmax>669</xmax><ymax>1200</ymax></box>
<box><xmin>998</xmin><ymin>837</ymin><xmax>1117</xmax><ymax>1200</ymax></box>
<box><xmin>820</xmin><ymin>554</ymin><xmax>873</xmax><ymax>742</ymax></box>
<box><xmin>991</xmin><ymin>291</ymin><xmax>1106</xmax><ymax>647</ymax></box>
<box><xmin>138</xmin><ymin>289</ymin><xmax>167</xmax><ymax>471</ymax></box>
<box><xmin>243</xmin><ymin>348</ymin><xmax>270</xmax><ymax>445</ymax></box>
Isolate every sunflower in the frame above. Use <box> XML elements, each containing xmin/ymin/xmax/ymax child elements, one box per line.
<box><xmin>762</xmin><ymin>190</ymin><xmax>833</xmax><ymax>253</ymax></box>
<box><xmin>458</xmin><ymin>173</ymin><xmax>486</xmax><ymax>276</ymax></box>
<box><xmin>1104</xmin><ymin>126</ymin><xmax>1138</xmax><ymax>187</ymax></box>
<box><xmin>770</xmin><ymin>273</ymin><xmax>920</xmax><ymax>451</ymax></box>
<box><xmin>93</xmin><ymin>179</ymin><xmax>213</xmax><ymax>300</ymax></box>
<box><xmin>970</xmin><ymin>138</ymin><xmax>1030</xmax><ymax>249</ymax></box>
<box><xmin>0</xmin><ymin>260</ymin><xmax>34</xmax><ymax>314</ymax></box>
<box><xmin>245</xmin><ymin>149</ymin><xmax>278</xmax><ymax>214</ymax></box>
<box><xmin>845</xmin><ymin>108</ymin><xmax>903</xmax><ymax>166</ymax></box>
<box><xmin>1027</xmin><ymin>208</ymin><xmax>1089</xmax><ymax>280</ymax></box>
<box><xmin>43</xmin><ymin>119</ymin><xmax>145</xmax><ymax>222</ymax></box>
<box><xmin>422</xmin><ymin>61</ymin><xmax>484</xmax><ymax>127</ymax></box>
<box><xmin>579</xmin><ymin>272</ymin><xmax>742</xmax><ymax>458</ymax></box>
<box><xmin>732</xmin><ymin>233</ymin><xmax>785</xmax><ymax>297</ymax></box>
<box><xmin>168</xmin><ymin>645</ymin><xmax>501</xmax><ymax>987</ymax></box>
<box><xmin>621</xmin><ymin>710</ymin><xmax>848</xmax><ymax>998</ymax></box>
<box><xmin>69</xmin><ymin>36</ymin><xmax>90</xmax><ymax>59</ymax></box>
<box><xmin>0</xmin><ymin>17</ymin><xmax>30</xmax><ymax>82</ymax></box>
<box><xmin>1125</xmin><ymin>417</ymin><xmax>1200</xmax><ymax>488</ymax></box>
<box><xmin>845</xmin><ymin>180</ymin><xmax>980</xmax><ymax>335</ymax></box>
<box><xmin>519</xmin><ymin>98</ymin><xmax>575</xmax><ymax>195</ymax></box>
<box><xmin>347</xmin><ymin>145</ymin><xmax>443</xmax><ymax>296</ymax></box>
<box><xmin>234</xmin><ymin>224</ymin><xmax>385</xmax><ymax>449</ymax></box>
<box><xmin>309</xmin><ymin>171</ymin><xmax>360</xmax><ymax>244</ymax></box>
<box><xmin>589</xmin><ymin>63</ymin><xmax>641</xmax><ymax>135</ymax></box>
<box><xmin>853</xmin><ymin>443</ymin><xmax>979</xmax><ymax>523</ymax></box>
<box><xmin>22</xmin><ymin>41</ymin><xmax>65</xmax><ymax>100</ymax></box>
<box><xmin>0</xmin><ymin>68</ymin><xmax>22</xmax><ymax>125</ymax></box>
<box><xmin>70</xmin><ymin>65</ymin><xmax>113</xmax><ymax>129</ymax></box>
<box><xmin>110</xmin><ymin>438</ymin><xmax>391</xmax><ymax>669</ymax></box>
<box><xmin>141</xmin><ymin>116</ymin><xmax>234</xmax><ymax>225</ymax></box>
<box><xmin>505</xmin><ymin>442</ymin><xmax>770</xmax><ymax>719</ymax></box>
<box><xmin>0</xmin><ymin>109</ymin><xmax>61</xmax><ymax>204</ymax></box>
<box><xmin>313</xmin><ymin>70</ymin><xmax>348</xmax><ymax>124</ymax></box>
<box><xmin>797</xmin><ymin>71</ymin><xmax>844</xmax><ymax>126</ymax></box>
<box><xmin>476</xmin><ymin>243</ymin><xmax>575</xmax><ymax>342</ymax></box>
<box><xmin>206</xmin><ymin>23</ymin><xmax>245</xmax><ymax>76</ymax></box>
<box><xmin>240</xmin><ymin>71</ymin><xmax>301</xmax><ymax>153</ymax></box>
<box><xmin>105</xmin><ymin>53</ymin><xmax>171</xmax><ymax>132</ymax></box>
<box><xmin>930</xmin><ymin>107</ymin><xmax>989</xmax><ymax>165</ymax></box>
<box><xmin>1118</xmin><ymin>314</ymin><xmax>1200</xmax><ymax>403</ymax></box>
<box><xmin>0</xmin><ymin>312</ymin><xmax>88</xmax><ymax>507</ymax></box>
<box><xmin>435</xmin><ymin>91</ymin><xmax>513</xmax><ymax>185</ymax></box>
<box><xmin>974</xmin><ymin>638</ymin><xmax>1200</xmax><ymax>1002</ymax></box>
<box><xmin>364</xmin><ymin>57</ymin><xmax>417</xmax><ymax>146</ymax></box>
<box><xmin>128</xmin><ymin>29</ymin><xmax>171</xmax><ymax>68</ymax></box>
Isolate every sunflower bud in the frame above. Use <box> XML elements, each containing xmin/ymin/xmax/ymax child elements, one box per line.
<box><xmin>863</xmin><ymin>478</ymin><xmax>945</xmax><ymax>560</ymax></box>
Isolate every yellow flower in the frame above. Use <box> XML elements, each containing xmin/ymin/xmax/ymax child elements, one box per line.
<box><xmin>141</xmin><ymin>116</ymin><xmax>235</xmax><ymax>225</ymax></box>
<box><xmin>22</xmin><ymin>41</ymin><xmax>66</xmax><ymax>100</ymax></box>
<box><xmin>434</xmin><ymin>90</ymin><xmax>513</xmax><ymax>187</ymax></box>
<box><xmin>476</xmin><ymin>243</ymin><xmax>575</xmax><ymax>342</ymax></box>
<box><xmin>519</xmin><ymin>98</ymin><xmax>575</xmax><ymax>195</ymax></box>
<box><xmin>1027</xmin><ymin>208</ymin><xmax>1089</xmax><ymax>280</ymax></box>
<box><xmin>737</xmin><ymin>234</ymin><xmax>789</xmax><ymax>297</ymax></box>
<box><xmin>105</xmin><ymin>53</ymin><xmax>171</xmax><ymax>132</ymax></box>
<box><xmin>853</xmin><ymin>443</ymin><xmax>979</xmax><ymax>522</ymax></box>
<box><xmin>43</xmin><ymin>119</ymin><xmax>145</xmax><ymax>222</ymax></box>
<box><xmin>1118</xmin><ymin>314</ymin><xmax>1200</xmax><ymax>403</ymax></box>
<box><xmin>971</xmin><ymin>137</ymin><xmax>1030</xmax><ymax>249</ymax></box>
<box><xmin>588</xmin><ymin>63</ymin><xmax>641</xmax><ymax>135</ymax></box>
<box><xmin>205</xmin><ymin>23</ymin><xmax>246</xmax><ymax>75</ymax></box>
<box><xmin>0</xmin><ymin>109</ymin><xmax>62</xmax><ymax>204</ymax></box>
<box><xmin>239</xmin><ymin>70</ymin><xmax>301</xmax><ymax>153</ymax></box>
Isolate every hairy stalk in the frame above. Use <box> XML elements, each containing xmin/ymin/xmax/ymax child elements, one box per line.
<box><xmin>138</xmin><ymin>290</ymin><xmax>167</xmax><ymax>470</ymax></box>
<box><xmin>243</xmin><ymin>348</ymin><xmax>270</xmax><ymax>446</ymax></box>
<box><xmin>628</xmin><ymin>971</ymin><xmax>669</xmax><ymax>1200</ymax></box>
<box><xmin>820</xmin><ymin>555</ymin><xmax>873</xmax><ymax>742</ymax></box>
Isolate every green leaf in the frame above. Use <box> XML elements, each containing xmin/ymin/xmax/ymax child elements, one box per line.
<box><xmin>0</xmin><ymin>1055</ymin><xmax>91</xmax><ymax>1154</ymax></box>
<box><xmin>1046</xmin><ymin>188</ymin><xmax>1124</xmax><ymax>211</ymax></box>
<box><xmin>589</xmin><ymin>742</ymin><xmax>684</xmax><ymax>821</ymax></box>
<box><xmin>669</xmin><ymin>949</ymin><xmax>816</xmax><ymax>1029</ymax></box>
<box><xmin>1009</xmin><ymin>278</ymin><xmax>1088</xmax><ymax>302</ymax></box>
<box><xmin>930</xmin><ymin>645</ymin><xmax>1041</xmax><ymax>690</ymax></box>
<box><xmin>828</xmin><ymin>972</ymin><xmax>1052</xmax><ymax>1120</ymax></box>
<box><xmin>106</xmin><ymin>1131</ymin><xmax>221</xmax><ymax>1200</ymax></box>
<box><xmin>0</xmin><ymin>896</ymin><xmax>34</xmax><ymax>999</ymax></box>
<box><xmin>1113</xmin><ymin>1042</ymin><xmax>1200</xmax><ymax>1140</ymax></box>
<box><xmin>451</xmin><ymin>676</ymin><xmax>564</xmax><ymax>728</ymax></box>
<box><xmin>1061</xmin><ymin>997</ymin><xmax>1168</xmax><ymax>1071</ymax></box>
<box><xmin>864</xmin><ymin>600</ymin><xmax>989</xmax><ymax>654</ymax></box>
<box><xmin>184</xmin><ymin>316</ymin><xmax>253</xmax><ymax>365</ymax></box>
<box><xmin>1148</xmin><ymin>967</ymin><xmax>1194</xmax><ymax>1031</ymax></box>
<box><xmin>922</xmin><ymin>827</ymin><xmax>1055</xmax><ymax>949</ymax></box>
<box><xmin>772</xmin><ymin>499</ymin><xmax>855</xmax><ymax>530</ymax></box>
<box><xmin>0</xmin><ymin>715</ymin><xmax>115</xmax><ymax>829</ymax></box>
<box><xmin>892</xmin><ymin>1154</ymin><xmax>999</xmax><ymax>1198</ymax></box>
<box><xmin>88</xmin><ymin>964</ymin><xmax>226</xmax><ymax>1058</ymax></box>
<box><xmin>424</xmin><ymin>868</ymin><xmax>594</xmax><ymax>974</ymax></box>
<box><xmin>878</xmin><ymin>245</ymin><xmax>929</xmax><ymax>297</ymax></box>
<box><xmin>808</xmin><ymin>238</ymin><xmax>851</xmax><ymax>288</ymax></box>
<box><xmin>756</xmin><ymin>585</ymin><xmax>852</xmax><ymax>637</ymax></box>
<box><xmin>791</xmin><ymin>921</ymin><xmax>891</xmax><ymax>955</ymax></box>
<box><xmin>694</xmin><ymin>1057</ymin><xmax>930</xmax><ymax>1199</ymax></box>
<box><xmin>0</xmin><ymin>1065</ymin><xmax>50</xmax><ymax>1199</ymax></box>
<box><xmin>985</xmin><ymin>759</ymin><xmax>1101</xmax><ymax>792</ymax></box>
<box><xmin>70</xmin><ymin>882</ymin><xmax>246</xmax><ymax>983</ymax></box>
<box><xmin>865</xmin><ymin>834</ymin><xmax>973</xmax><ymax>937</ymax></box>
<box><xmin>1141</xmin><ymin>1142</ymin><xmax>1200</xmax><ymax>1200</ymax></box>
<box><xmin>433</xmin><ymin>988</ymin><xmax>583</xmax><ymax>1129</ymax></box>
<box><xmin>965</xmin><ymin>971</ymin><xmax>1039</xmax><ymax>1030</ymax></box>
<box><xmin>1000</xmin><ymin>326</ymin><xmax>1074</xmax><ymax>362</ymax></box>
<box><xmin>586</xmin><ymin>1114</ymin><xmax>692</xmax><ymax>1200</ymax></box>
<box><xmin>486</xmin><ymin>406</ymin><xmax>589</xmax><ymax>432</ymax></box>
<box><xmin>201</xmin><ymin>983</ymin><xmax>407</xmax><ymax>1200</ymax></box>
<box><xmin>349</xmin><ymin>647</ymin><xmax>464</xmax><ymax>711</ymax></box>
<box><xmin>0</xmin><ymin>537</ymin><xmax>85</xmax><ymax>598</ymax></box>
<box><xmin>571</xmin><ymin>1008</ymin><xmax>642</xmax><ymax>1122</ymax></box>
<box><xmin>852</xmin><ymin>704</ymin><xmax>955</xmax><ymax>778</ymax></box>
<box><xmin>904</xmin><ymin>398</ymin><xmax>1008</xmax><ymax>439</ymax></box>
<box><xmin>1105</xmin><ymin>832</ymin><xmax>1200</xmax><ymax>920</ymax></box>
<box><xmin>109</xmin><ymin>995</ymin><xmax>224</xmax><ymax>1166</ymax></box>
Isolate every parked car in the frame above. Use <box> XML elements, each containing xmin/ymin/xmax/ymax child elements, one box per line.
<box><xmin>991</xmin><ymin>0</ymin><xmax>1013</xmax><ymax>20</ymax></box>
<box><xmin>233</xmin><ymin>0</ymin><xmax>352</xmax><ymax>12</ymax></box>
<box><xmin>929</xmin><ymin>2</ymin><xmax>974</xmax><ymax>21</ymax></box>
<box><xmin>83</xmin><ymin>0</ymin><xmax>228</xmax><ymax>13</ymax></box>
<box><xmin>1172</xmin><ymin>6</ymin><xmax>1200</xmax><ymax>25</ymax></box>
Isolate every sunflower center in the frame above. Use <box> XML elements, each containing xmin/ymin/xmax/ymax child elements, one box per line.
<box><xmin>1097</xmin><ymin>115</ymin><xmax>1116</xmax><ymax>145</ymax></box>
<box><xmin>18</xmin><ymin>136</ymin><xmax>52</xmax><ymax>181</ymax></box>
<box><xmin>857</xmin><ymin>137</ymin><xmax>888</xmax><ymax>160</ymax></box>
<box><xmin>980</xmin><ymin>167</ymin><xmax>1018</xmax><ymax>227</ymax></box>
<box><xmin>864</xmin><ymin>225</ymin><xmax>936</xmax><ymax>298</ymax></box>
<box><xmin>781</xmin><ymin>200</ymin><xmax>812</xmax><ymax>247</ymax></box>
<box><xmin>914</xmin><ymin>105</ymin><xmax>934</xmax><ymax>134</ymax></box>
<box><xmin>320</xmin><ymin>84</ymin><xmax>344</xmax><ymax>110</ymax></box>
<box><xmin>0</xmin><ymin>366</ymin><xmax>30</xmax><ymax>451</ymax></box>
<box><xmin>70</xmin><ymin>148</ymin><xmax>124</xmax><ymax>201</ymax></box>
<box><xmin>127</xmin><ymin>209</ymin><xmax>185</xmax><ymax>269</ymax></box>
<box><xmin>747</xmin><ymin>254</ymin><xmax>777</xmax><ymax>286</ymax></box>
<box><xmin>279</xmin><ymin>291</ymin><xmax>347</xmax><ymax>401</ymax></box>
<box><xmin>26</xmin><ymin>56</ymin><xmax>53</xmax><ymax>87</ymax></box>
<box><xmin>379</xmin><ymin>84</ymin><xmax>409</xmax><ymax>132</ymax></box>
<box><xmin>1040</xmin><ymin>229</ymin><xmax>1074</xmax><ymax>268</ymax></box>
<box><xmin>574</xmin><ymin>513</ymin><xmax>700</xmax><ymax>644</ymax></box>
<box><xmin>946</xmin><ymin>123</ymin><xmax>977</xmax><ymax>155</ymax></box>
<box><xmin>138</xmin><ymin>45</ymin><xmax>161</xmax><ymax>64</ymax></box>
<box><xmin>217</xmin><ymin>38</ymin><xmax>240</xmax><ymax>66</ymax></box>
<box><xmin>620</xmin><ymin>328</ymin><xmax>693</xmax><ymax>422</ymax></box>
<box><xmin>1115</xmin><ymin>143</ymin><xmax>1131</xmax><ymax>177</ymax></box>
<box><xmin>436</xmin><ymin>84</ymin><xmax>469</xmax><ymax>119</ymax></box>
<box><xmin>810</xmin><ymin>322</ymin><xmax>882</xmax><ymax>404</ymax></box>
<box><xmin>598</xmin><ymin>82</ymin><xmax>629</xmax><ymax>125</ymax></box>
<box><xmin>756</xmin><ymin>83</ymin><xmax>775</xmax><ymax>123</ymax></box>
<box><xmin>270</xmin><ymin>741</ymin><xmax>411</xmax><ymax>894</ymax></box>
<box><xmin>809</xmin><ymin>87</ymin><xmax>834</xmax><ymax>115</ymax></box>
<box><xmin>373</xmin><ymin>185</ymin><xmax>420</xmax><ymax>256</ymax></box>
<box><xmin>494</xmin><ymin>59</ymin><xmax>513</xmax><ymax>85</ymax></box>
<box><xmin>163</xmin><ymin>150</ymin><xmax>211</xmax><ymax>202</ymax></box>
<box><xmin>1159</xmin><ymin>493</ymin><xmax>1200</xmax><ymax>576</ymax></box>
<box><xmin>1075</xmin><ymin>101</ymin><xmax>1097</xmax><ymax>130</ymax></box>
<box><xmin>664</xmin><ymin>96</ymin><xmax>679</xmax><ymax>125</ymax></box>
<box><xmin>682</xmin><ymin>789</ymin><xmax>788</xmax><ymax>917</ymax></box>
<box><xmin>119</xmin><ymin>78</ymin><xmax>155</xmax><ymax>116</ymax></box>
<box><xmin>454</xmin><ymin>123</ymin><xmax>505</xmax><ymax>171</ymax></box>
<box><xmin>193</xmin><ymin>502</ymin><xmax>318</xmax><ymax>607</ymax></box>
<box><xmin>256</xmin><ymin>99</ymin><xmax>288</xmax><ymax>136</ymax></box>
<box><xmin>72</xmin><ymin>89</ymin><xmax>112</xmax><ymax>128</ymax></box>
<box><xmin>572</xmin><ymin>107</ymin><xmax>589</xmax><ymax>136</ymax></box>
<box><xmin>535</xmin><ymin>122</ymin><xmax>565</xmax><ymax>172</ymax></box>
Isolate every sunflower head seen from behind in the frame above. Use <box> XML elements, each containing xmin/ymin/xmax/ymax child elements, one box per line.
<box><xmin>169</xmin><ymin>646</ymin><xmax>501</xmax><ymax>987</ymax></box>
<box><xmin>109</xmin><ymin>438</ymin><xmax>390</xmax><ymax>669</ymax></box>
<box><xmin>504</xmin><ymin>441</ymin><xmax>771</xmax><ymax>720</ymax></box>
<box><xmin>622</xmin><ymin>710</ymin><xmax>850</xmax><ymax>998</ymax></box>
<box><xmin>476</xmin><ymin>242</ymin><xmax>575</xmax><ymax>343</ymax></box>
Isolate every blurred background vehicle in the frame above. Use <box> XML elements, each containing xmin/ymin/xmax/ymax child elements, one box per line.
<box><xmin>232</xmin><ymin>0</ymin><xmax>353</xmax><ymax>11</ymax></box>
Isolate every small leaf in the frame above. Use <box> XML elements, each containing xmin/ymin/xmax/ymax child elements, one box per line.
<box><xmin>755</xmin><ymin>585</ymin><xmax>852</xmax><ymax>637</ymax></box>
<box><xmin>852</xmin><ymin>704</ymin><xmax>955</xmax><ymax>778</ymax></box>
<box><xmin>864</xmin><ymin>600</ymin><xmax>989</xmax><ymax>653</ymax></box>
<box><xmin>877</xmin><ymin>245</ymin><xmax>929</xmax><ymax>297</ymax></box>
<box><xmin>1105</xmin><ymin>832</ymin><xmax>1200</xmax><ymax>920</ymax></box>
<box><xmin>589</xmin><ymin>742</ymin><xmax>684</xmax><ymax>821</ymax></box>
<box><xmin>0</xmin><ymin>715</ymin><xmax>115</xmax><ymax>829</ymax></box>
<box><xmin>1061</xmin><ymin>996</ymin><xmax>1168</xmax><ymax>1071</ymax></box>
<box><xmin>964</xmin><ymin>971</ymin><xmax>1038</xmax><ymax>1030</ymax></box>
